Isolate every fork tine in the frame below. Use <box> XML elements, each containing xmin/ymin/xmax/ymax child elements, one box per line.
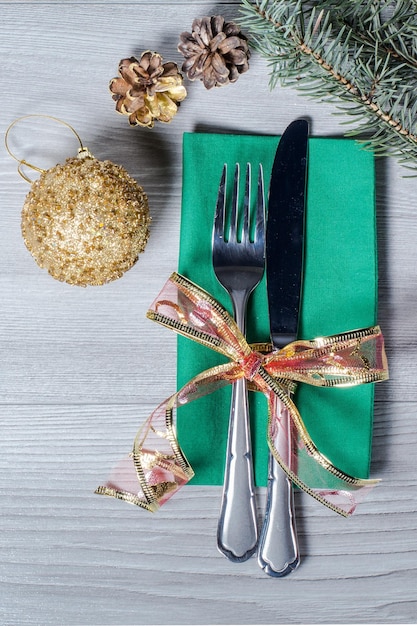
<box><xmin>242</xmin><ymin>163</ymin><xmax>251</xmax><ymax>244</ymax></box>
<box><xmin>229</xmin><ymin>164</ymin><xmax>240</xmax><ymax>242</ymax></box>
<box><xmin>213</xmin><ymin>164</ymin><xmax>227</xmax><ymax>243</ymax></box>
<box><xmin>254</xmin><ymin>164</ymin><xmax>265</xmax><ymax>244</ymax></box>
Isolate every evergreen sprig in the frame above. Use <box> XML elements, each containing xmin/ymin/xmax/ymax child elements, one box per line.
<box><xmin>239</xmin><ymin>0</ymin><xmax>417</xmax><ymax>170</ymax></box>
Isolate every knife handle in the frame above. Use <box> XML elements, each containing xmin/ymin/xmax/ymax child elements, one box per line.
<box><xmin>258</xmin><ymin>401</ymin><xmax>299</xmax><ymax>576</ymax></box>
<box><xmin>217</xmin><ymin>376</ymin><xmax>258</xmax><ymax>562</ymax></box>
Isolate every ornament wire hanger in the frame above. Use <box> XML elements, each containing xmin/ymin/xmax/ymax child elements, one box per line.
<box><xmin>4</xmin><ymin>114</ymin><xmax>92</xmax><ymax>183</ymax></box>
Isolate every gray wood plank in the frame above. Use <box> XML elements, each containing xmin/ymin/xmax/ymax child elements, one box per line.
<box><xmin>1</xmin><ymin>2</ymin><xmax>416</xmax><ymax>624</ymax></box>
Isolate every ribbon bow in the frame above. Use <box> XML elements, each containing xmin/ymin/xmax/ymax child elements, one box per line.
<box><xmin>96</xmin><ymin>273</ymin><xmax>388</xmax><ymax>517</ymax></box>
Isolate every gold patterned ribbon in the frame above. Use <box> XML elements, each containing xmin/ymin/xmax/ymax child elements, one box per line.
<box><xmin>96</xmin><ymin>273</ymin><xmax>388</xmax><ymax>517</ymax></box>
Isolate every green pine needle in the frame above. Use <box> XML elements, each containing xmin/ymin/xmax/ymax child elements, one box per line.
<box><xmin>239</xmin><ymin>0</ymin><xmax>417</xmax><ymax>169</ymax></box>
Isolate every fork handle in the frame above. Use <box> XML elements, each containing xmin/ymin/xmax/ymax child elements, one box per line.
<box><xmin>258</xmin><ymin>403</ymin><xmax>299</xmax><ymax>576</ymax></box>
<box><xmin>217</xmin><ymin>376</ymin><xmax>258</xmax><ymax>562</ymax></box>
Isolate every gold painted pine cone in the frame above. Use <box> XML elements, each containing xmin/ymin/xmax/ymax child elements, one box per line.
<box><xmin>110</xmin><ymin>51</ymin><xmax>187</xmax><ymax>127</ymax></box>
<box><xmin>178</xmin><ymin>16</ymin><xmax>250</xmax><ymax>89</ymax></box>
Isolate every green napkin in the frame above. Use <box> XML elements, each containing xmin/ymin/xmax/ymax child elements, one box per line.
<box><xmin>177</xmin><ymin>132</ymin><xmax>377</xmax><ymax>487</ymax></box>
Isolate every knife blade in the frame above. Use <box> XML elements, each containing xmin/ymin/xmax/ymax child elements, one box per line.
<box><xmin>258</xmin><ymin>119</ymin><xmax>309</xmax><ymax>576</ymax></box>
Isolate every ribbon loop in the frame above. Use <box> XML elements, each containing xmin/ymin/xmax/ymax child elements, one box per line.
<box><xmin>97</xmin><ymin>273</ymin><xmax>388</xmax><ymax>517</ymax></box>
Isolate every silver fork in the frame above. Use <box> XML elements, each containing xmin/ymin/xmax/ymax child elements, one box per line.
<box><xmin>212</xmin><ymin>163</ymin><xmax>265</xmax><ymax>562</ymax></box>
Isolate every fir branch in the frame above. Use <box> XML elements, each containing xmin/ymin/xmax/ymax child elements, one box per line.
<box><xmin>239</xmin><ymin>0</ymin><xmax>417</xmax><ymax>169</ymax></box>
<box><xmin>320</xmin><ymin>0</ymin><xmax>417</xmax><ymax>71</ymax></box>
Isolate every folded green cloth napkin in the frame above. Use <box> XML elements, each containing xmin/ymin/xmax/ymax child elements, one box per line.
<box><xmin>177</xmin><ymin>132</ymin><xmax>377</xmax><ymax>487</ymax></box>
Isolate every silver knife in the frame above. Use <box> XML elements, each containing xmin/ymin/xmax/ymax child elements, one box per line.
<box><xmin>258</xmin><ymin>119</ymin><xmax>309</xmax><ymax>576</ymax></box>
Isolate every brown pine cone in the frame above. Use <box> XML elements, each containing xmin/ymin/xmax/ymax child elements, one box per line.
<box><xmin>109</xmin><ymin>51</ymin><xmax>187</xmax><ymax>127</ymax></box>
<box><xmin>178</xmin><ymin>16</ymin><xmax>250</xmax><ymax>89</ymax></box>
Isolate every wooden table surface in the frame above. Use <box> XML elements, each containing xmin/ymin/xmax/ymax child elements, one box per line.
<box><xmin>1</xmin><ymin>2</ymin><xmax>416</xmax><ymax>624</ymax></box>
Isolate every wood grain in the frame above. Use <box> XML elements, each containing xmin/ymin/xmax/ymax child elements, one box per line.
<box><xmin>0</xmin><ymin>2</ymin><xmax>416</xmax><ymax>624</ymax></box>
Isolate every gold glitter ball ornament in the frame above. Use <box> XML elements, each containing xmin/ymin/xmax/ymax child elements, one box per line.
<box><xmin>21</xmin><ymin>153</ymin><xmax>151</xmax><ymax>286</ymax></box>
